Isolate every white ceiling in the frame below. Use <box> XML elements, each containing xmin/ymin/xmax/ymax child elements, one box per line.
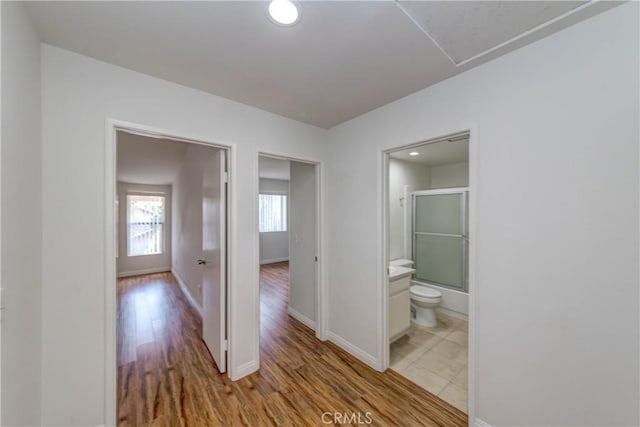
<box><xmin>259</xmin><ymin>156</ymin><xmax>290</xmax><ymax>181</ymax></box>
<box><xmin>390</xmin><ymin>135</ymin><xmax>469</xmax><ymax>167</ymax></box>
<box><xmin>117</xmin><ymin>132</ymin><xmax>188</xmax><ymax>185</ymax></box>
<box><xmin>399</xmin><ymin>1</ymin><xmax>589</xmax><ymax>65</ymax></box>
<box><xmin>25</xmin><ymin>1</ymin><xmax>618</xmax><ymax>128</ymax></box>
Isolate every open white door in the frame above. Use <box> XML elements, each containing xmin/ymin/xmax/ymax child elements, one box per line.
<box><xmin>289</xmin><ymin>161</ymin><xmax>317</xmax><ymax>328</ymax></box>
<box><xmin>200</xmin><ymin>149</ymin><xmax>227</xmax><ymax>373</ymax></box>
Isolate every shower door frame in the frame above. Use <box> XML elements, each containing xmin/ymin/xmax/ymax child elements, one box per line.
<box><xmin>411</xmin><ymin>187</ymin><xmax>469</xmax><ymax>292</ymax></box>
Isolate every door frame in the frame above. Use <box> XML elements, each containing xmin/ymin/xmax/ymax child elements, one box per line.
<box><xmin>379</xmin><ymin>126</ymin><xmax>478</xmax><ymax>422</ymax></box>
<box><xmin>257</xmin><ymin>153</ymin><xmax>327</xmax><ymax>341</ymax></box>
<box><xmin>104</xmin><ymin>118</ymin><xmax>235</xmax><ymax>426</ymax></box>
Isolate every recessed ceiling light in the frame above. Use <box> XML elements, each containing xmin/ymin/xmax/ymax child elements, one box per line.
<box><xmin>268</xmin><ymin>0</ymin><xmax>300</xmax><ymax>26</ymax></box>
<box><xmin>409</xmin><ymin>152</ymin><xmax>419</xmax><ymax>156</ymax></box>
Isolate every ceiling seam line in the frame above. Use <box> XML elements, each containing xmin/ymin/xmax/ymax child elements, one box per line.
<box><xmin>455</xmin><ymin>0</ymin><xmax>600</xmax><ymax>66</ymax></box>
<box><xmin>393</xmin><ymin>0</ymin><xmax>458</xmax><ymax>67</ymax></box>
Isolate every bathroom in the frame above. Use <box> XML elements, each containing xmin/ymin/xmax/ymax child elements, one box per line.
<box><xmin>387</xmin><ymin>133</ymin><xmax>470</xmax><ymax>413</ymax></box>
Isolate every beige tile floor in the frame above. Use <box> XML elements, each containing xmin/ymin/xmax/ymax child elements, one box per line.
<box><xmin>390</xmin><ymin>313</ymin><xmax>468</xmax><ymax>413</ymax></box>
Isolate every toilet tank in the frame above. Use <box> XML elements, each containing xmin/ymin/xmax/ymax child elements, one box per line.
<box><xmin>389</xmin><ymin>258</ymin><xmax>414</xmax><ymax>268</ymax></box>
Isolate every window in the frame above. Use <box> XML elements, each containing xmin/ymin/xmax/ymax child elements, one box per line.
<box><xmin>259</xmin><ymin>194</ymin><xmax>287</xmax><ymax>232</ymax></box>
<box><xmin>127</xmin><ymin>194</ymin><xmax>165</xmax><ymax>256</ymax></box>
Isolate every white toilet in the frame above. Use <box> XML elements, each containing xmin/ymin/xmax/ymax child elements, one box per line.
<box><xmin>409</xmin><ymin>285</ymin><xmax>442</xmax><ymax>327</ymax></box>
<box><xmin>390</xmin><ymin>259</ymin><xmax>442</xmax><ymax>328</ymax></box>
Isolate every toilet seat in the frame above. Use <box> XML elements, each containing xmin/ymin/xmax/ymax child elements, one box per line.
<box><xmin>410</xmin><ymin>285</ymin><xmax>441</xmax><ymax>299</ymax></box>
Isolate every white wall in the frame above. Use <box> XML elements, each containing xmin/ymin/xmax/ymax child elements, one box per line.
<box><xmin>429</xmin><ymin>161</ymin><xmax>468</xmax><ymax>189</ymax></box>
<box><xmin>0</xmin><ymin>2</ymin><xmax>42</xmax><ymax>425</ymax></box>
<box><xmin>288</xmin><ymin>162</ymin><xmax>317</xmax><ymax>327</ymax></box>
<box><xmin>326</xmin><ymin>4</ymin><xmax>639</xmax><ymax>426</ymax></box>
<box><xmin>388</xmin><ymin>158</ymin><xmax>430</xmax><ymax>260</ymax></box>
<box><xmin>259</xmin><ymin>178</ymin><xmax>289</xmax><ymax>194</ymax></box>
<box><xmin>259</xmin><ymin>178</ymin><xmax>289</xmax><ymax>264</ymax></box>
<box><xmin>117</xmin><ymin>182</ymin><xmax>172</xmax><ymax>277</ymax></box>
<box><xmin>171</xmin><ymin>144</ymin><xmax>217</xmax><ymax>309</ymax></box>
<box><xmin>40</xmin><ymin>45</ymin><xmax>325</xmax><ymax>425</ymax></box>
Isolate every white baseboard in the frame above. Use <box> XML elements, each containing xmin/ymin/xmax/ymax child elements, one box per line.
<box><xmin>117</xmin><ymin>266</ymin><xmax>170</xmax><ymax>278</ymax></box>
<box><xmin>171</xmin><ymin>268</ymin><xmax>202</xmax><ymax>317</ymax></box>
<box><xmin>474</xmin><ymin>418</ymin><xmax>492</xmax><ymax>427</ymax></box>
<box><xmin>231</xmin><ymin>360</ymin><xmax>259</xmax><ymax>381</ymax></box>
<box><xmin>326</xmin><ymin>330</ymin><xmax>378</xmax><ymax>370</ymax></box>
<box><xmin>287</xmin><ymin>306</ymin><xmax>316</xmax><ymax>330</ymax></box>
<box><xmin>259</xmin><ymin>257</ymin><xmax>289</xmax><ymax>265</ymax></box>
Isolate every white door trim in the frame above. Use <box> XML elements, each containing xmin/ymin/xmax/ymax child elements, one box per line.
<box><xmin>104</xmin><ymin>118</ymin><xmax>236</xmax><ymax>427</ymax></box>
<box><xmin>379</xmin><ymin>125</ymin><xmax>479</xmax><ymax>423</ymax></box>
<box><xmin>257</xmin><ymin>152</ymin><xmax>327</xmax><ymax>341</ymax></box>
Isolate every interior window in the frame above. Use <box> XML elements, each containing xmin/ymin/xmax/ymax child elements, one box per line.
<box><xmin>126</xmin><ymin>194</ymin><xmax>166</xmax><ymax>256</ymax></box>
<box><xmin>259</xmin><ymin>194</ymin><xmax>287</xmax><ymax>232</ymax></box>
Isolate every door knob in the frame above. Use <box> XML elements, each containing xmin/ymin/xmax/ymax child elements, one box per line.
<box><xmin>197</xmin><ymin>259</ymin><xmax>207</xmax><ymax>265</ymax></box>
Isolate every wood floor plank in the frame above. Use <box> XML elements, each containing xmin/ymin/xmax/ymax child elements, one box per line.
<box><xmin>117</xmin><ymin>265</ymin><xmax>467</xmax><ymax>426</ymax></box>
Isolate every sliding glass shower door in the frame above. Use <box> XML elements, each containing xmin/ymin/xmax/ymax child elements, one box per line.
<box><xmin>412</xmin><ymin>189</ymin><xmax>468</xmax><ymax>292</ymax></box>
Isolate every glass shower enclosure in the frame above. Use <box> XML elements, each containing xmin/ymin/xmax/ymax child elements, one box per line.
<box><xmin>412</xmin><ymin>188</ymin><xmax>469</xmax><ymax>292</ymax></box>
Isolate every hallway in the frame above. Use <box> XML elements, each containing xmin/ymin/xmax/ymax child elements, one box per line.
<box><xmin>117</xmin><ymin>265</ymin><xmax>467</xmax><ymax>426</ymax></box>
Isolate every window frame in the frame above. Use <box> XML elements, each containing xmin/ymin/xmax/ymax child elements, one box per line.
<box><xmin>125</xmin><ymin>192</ymin><xmax>168</xmax><ymax>257</ymax></box>
<box><xmin>258</xmin><ymin>192</ymin><xmax>289</xmax><ymax>233</ymax></box>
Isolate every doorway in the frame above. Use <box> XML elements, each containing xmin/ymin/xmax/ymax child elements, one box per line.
<box><xmin>106</xmin><ymin>122</ymin><xmax>232</xmax><ymax>425</ymax></box>
<box><xmin>257</xmin><ymin>155</ymin><xmax>322</xmax><ymax>336</ymax></box>
<box><xmin>382</xmin><ymin>132</ymin><xmax>474</xmax><ymax>415</ymax></box>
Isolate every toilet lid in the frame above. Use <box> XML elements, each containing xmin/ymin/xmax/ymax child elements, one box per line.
<box><xmin>410</xmin><ymin>285</ymin><xmax>441</xmax><ymax>298</ymax></box>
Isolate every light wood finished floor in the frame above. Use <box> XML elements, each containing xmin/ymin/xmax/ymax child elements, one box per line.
<box><xmin>117</xmin><ymin>263</ymin><xmax>468</xmax><ymax>426</ymax></box>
